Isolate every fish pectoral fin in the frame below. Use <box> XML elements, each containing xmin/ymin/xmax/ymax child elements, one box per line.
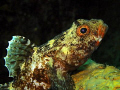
<box><xmin>4</xmin><ymin>36</ymin><xmax>35</xmax><ymax>77</ymax></box>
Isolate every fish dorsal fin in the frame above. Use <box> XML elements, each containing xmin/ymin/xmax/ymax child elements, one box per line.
<box><xmin>4</xmin><ymin>36</ymin><xmax>35</xmax><ymax>77</ymax></box>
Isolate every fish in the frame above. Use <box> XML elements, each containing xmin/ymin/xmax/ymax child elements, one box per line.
<box><xmin>4</xmin><ymin>19</ymin><xmax>108</xmax><ymax>90</ymax></box>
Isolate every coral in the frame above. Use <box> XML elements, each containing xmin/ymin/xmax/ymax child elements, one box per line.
<box><xmin>72</xmin><ymin>59</ymin><xmax>120</xmax><ymax>90</ymax></box>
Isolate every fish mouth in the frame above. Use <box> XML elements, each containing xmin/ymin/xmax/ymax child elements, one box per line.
<box><xmin>98</xmin><ymin>23</ymin><xmax>108</xmax><ymax>38</ymax></box>
<box><xmin>95</xmin><ymin>23</ymin><xmax>108</xmax><ymax>46</ymax></box>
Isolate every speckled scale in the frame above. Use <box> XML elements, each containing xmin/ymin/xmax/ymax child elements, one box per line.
<box><xmin>4</xmin><ymin>19</ymin><xmax>108</xmax><ymax>90</ymax></box>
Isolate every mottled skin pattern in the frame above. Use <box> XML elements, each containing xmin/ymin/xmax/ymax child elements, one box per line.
<box><xmin>4</xmin><ymin>19</ymin><xmax>108</xmax><ymax>90</ymax></box>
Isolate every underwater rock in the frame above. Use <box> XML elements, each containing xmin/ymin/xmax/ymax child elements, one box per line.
<box><xmin>72</xmin><ymin>59</ymin><xmax>120</xmax><ymax>90</ymax></box>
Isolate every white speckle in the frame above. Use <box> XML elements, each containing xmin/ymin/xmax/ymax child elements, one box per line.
<box><xmin>33</xmin><ymin>80</ymin><xmax>40</xmax><ymax>87</ymax></box>
<box><xmin>30</xmin><ymin>78</ymin><xmax>33</xmax><ymax>82</ymax></box>
<box><xmin>31</xmin><ymin>62</ymin><xmax>36</xmax><ymax>71</ymax></box>
<box><xmin>40</xmin><ymin>82</ymin><xmax>48</xmax><ymax>89</ymax></box>
<box><xmin>24</xmin><ymin>86</ymin><xmax>28</xmax><ymax>90</ymax></box>
<box><xmin>26</xmin><ymin>39</ymin><xmax>31</xmax><ymax>46</ymax></box>
<box><xmin>98</xmin><ymin>36</ymin><xmax>102</xmax><ymax>42</ymax></box>
<box><xmin>38</xmin><ymin>63</ymin><xmax>42</xmax><ymax>69</ymax></box>
<box><xmin>75</xmin><ymin>63</ymin><xmax>79</xmax><ymax>66</ymax></box>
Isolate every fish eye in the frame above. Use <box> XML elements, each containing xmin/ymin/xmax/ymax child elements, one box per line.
<box><xmin>76</xmin><ymin>25</ymin><xmax>90</xmax><ymax>36</ymax></box>
<box><xmin>80</xmin><ymin>28</ymin><xmax>87</xmax><ymax>33</ymax></box>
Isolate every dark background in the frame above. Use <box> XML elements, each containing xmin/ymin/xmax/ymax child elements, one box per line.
<box><xmin>0</xmin><ymin>0</ymin><xmax>120</xmax><ymax>83</ymax></box>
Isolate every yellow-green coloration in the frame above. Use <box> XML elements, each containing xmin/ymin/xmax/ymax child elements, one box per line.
<box><xmin>72</xmin><ymin>59</ymin><xmax>120</xmax><ymax>90</ymax></box>
<box><xmin>47</xmin><ymin>57</ymin><xmax>54</xmax><ymax>68</ymax></box>
<box><xmin>4</xmin><ymin>19</ymin><xmax>108</xmax><ymax>90</ymax></box>
<box><xmin>61</xmin><ymin>46</ymin><xmax>70</xmax><ymax>54</ymax></box>
<box><xmin>57</xmin><ymin>69</ymin><xmax>65</xmax><ymax>80</ymax></box>
<box><xmin>48</xmin><ymin>39</ymin><xmax>55</xmax><ymax>48</ymax></box>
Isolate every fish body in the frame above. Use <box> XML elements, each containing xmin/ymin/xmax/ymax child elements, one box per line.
<box><xmin>4</xmin><ymin>19</ymin><xmax>108</xmax><ymax>90</ymax></box>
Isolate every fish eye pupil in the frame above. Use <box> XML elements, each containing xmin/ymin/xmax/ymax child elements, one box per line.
<box><xmin>80</xmin><ymin>28</ymin><xmax>87</xmax><ymax>33</ymax></box>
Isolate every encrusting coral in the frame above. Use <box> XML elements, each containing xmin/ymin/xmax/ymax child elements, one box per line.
<box><xmin>72</xmin><ymin>59</ymin><xmax>120</xmax><ymax>90</ymax></box>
